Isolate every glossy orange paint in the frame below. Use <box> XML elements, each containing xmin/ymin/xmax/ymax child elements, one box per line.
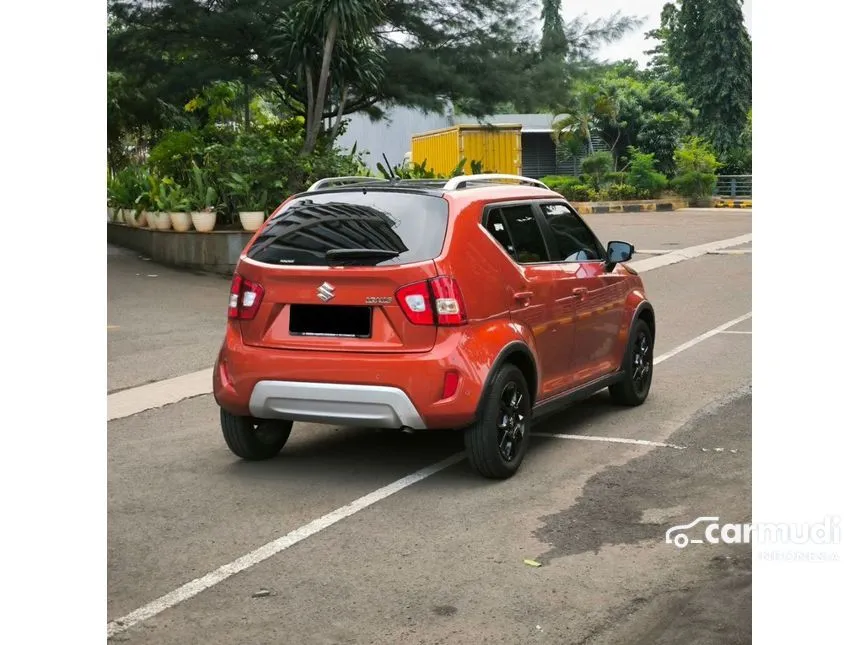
<box><xmin>212</xmin><ymin>183</ymin><xmax>652</xmax><ymax>430</ymax></box>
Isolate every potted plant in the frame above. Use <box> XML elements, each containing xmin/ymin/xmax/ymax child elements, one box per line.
<box><xmin>225</xmin><ymin>173</ymin><xmax>269</xmax><ymax>232</ymax></box>
<box><xmin>156</xmin><ymin>180</ymin><xmax>190</xmax><ymax>230</ymax></box>
<box><xmin>108</xmin><ymin>166</ymin><xmax>148</xmax><ymax>225</ymax></box>
<box><xmin>135</xmin><ymin>173</ymin><xmax>159</xmax><ymax>229</ymax></box>
<box><xmin>136</xmin><ymin>176</ymin><xmax>189</xmax><ymax>231</ymax></box>
<box><xmin>188</xmin><ymin>163</ymin><xmax>219</xmax><ymax>232</ymax></box>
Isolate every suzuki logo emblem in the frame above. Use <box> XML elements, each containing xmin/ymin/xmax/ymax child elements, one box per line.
<box><xmin>317</xmin><ymin>282</ymin><xmax>335</xmax><ymax>302</ymax></box>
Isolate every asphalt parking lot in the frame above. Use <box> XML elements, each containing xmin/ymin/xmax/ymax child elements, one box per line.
<box><xmin>107</xmin><ymin>208</ymin><xmax>752</xmax><ymax>644</ymax></box>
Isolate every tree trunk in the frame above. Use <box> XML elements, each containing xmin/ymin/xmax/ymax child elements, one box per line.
<box><xmin>304</xmin><ymin>65</ymin><xmax>315</xmax><ymax>152</ymax></box>
<box><xmin>329</xmin><ymin>85</ymin><xmax>349</xmax><ymax>148</ymax></box>
<box><xmin>243</xmin><ymin>79</ymin><xmax>251</xmax><ymax>131</ymax></box>
<box><xmin>302</xmin><ymin>17</ymin><xmax>338</xmax><ymax>155</ymax></box>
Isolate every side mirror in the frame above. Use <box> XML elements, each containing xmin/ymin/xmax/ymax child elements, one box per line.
<box><xmin>605</xmin><ymin>240</ymin><xmax>634</xmax><ymax>271</ymax></box>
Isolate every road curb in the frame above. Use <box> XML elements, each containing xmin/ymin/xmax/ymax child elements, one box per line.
<box><xmin>713</xmin><ymin>199</ymin><xmax>752</xmax><ymax>208</ymax></box>
<box><xmin>571</xmin><ymin>198</ymin><xmax>689</xmax><ymax>214</ymax></box>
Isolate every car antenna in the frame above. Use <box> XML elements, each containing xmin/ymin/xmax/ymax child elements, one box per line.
<box><xmin>382</xmin><ymin>154</ymin><xmax>399</xmax><ymax>183</ymax></box>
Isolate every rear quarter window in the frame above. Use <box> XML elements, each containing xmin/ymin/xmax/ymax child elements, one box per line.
<box><xmin>247</xmin><ymin>191</ymin><xmax>449</xmax><ymax>266</ymax></box>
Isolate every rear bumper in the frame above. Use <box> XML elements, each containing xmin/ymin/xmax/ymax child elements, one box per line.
<box><xmin>248</xmin><ymin>380</ymin><xmax>426</xmax><ymax>429</ymax></box>
<box><xmin>213</xmin><ymin>318</ymin><xmax>528</xmax><ymax>430</ymax></box>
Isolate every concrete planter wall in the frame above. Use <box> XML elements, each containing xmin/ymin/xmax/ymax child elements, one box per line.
<box><xmin>107</xmin><ymin>223</ymin><xmax>252</xmax><ymax>276</ymax></box>
<box><xmin>570</xmin><ymin>198</ymin><xmax>689</xmax><ymax>214</ymax></box>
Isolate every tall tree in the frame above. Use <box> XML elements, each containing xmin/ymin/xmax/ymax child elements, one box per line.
<box><xmin>662</xmin><ymin>0</ymin><xmax>751</xmax><ymax>156</ymax></box>
<box><xmin>108</xmin><ymin>0</ymin><xmax>537</xmax><ymax>152</ymax></box>
<box><xmin>540</xmin><ymin>0</ymin><xmax>567</xmax><ymax>58</ymax></box>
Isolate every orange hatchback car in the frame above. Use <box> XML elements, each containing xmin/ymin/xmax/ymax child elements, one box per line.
<box><xmin>213</xmin><ymin>174</ymin><xmax>655</xmax><ymax>478</ymax></box>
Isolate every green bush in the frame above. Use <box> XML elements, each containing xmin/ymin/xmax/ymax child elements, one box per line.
<box><xmin>540</xmin><ymin>175</ymin><xmax>577</xmax><ymax>192</ymax></box>
<box><xmin>148</xmin><ymin>130</ymin><xmax>205</xmax><ymax>182</ymax></box>
<box><xmin>672</xmin><ymin>137</ymin><xmax>720</xmax><ymax>202</ymax></box>
<box><xmin>107</xmin><ymin>165</ymin><xmax>150</xmax><ymax>210</ymax></box>
<box><xmin>604</xmin><ymin>183</ymin><xmax>639</xmax><ymax>201</ymax></box>
<box><xmin>539</xmin><ymin>175</ymin><xmax>599</xmax><ymax>201</ymax></box>
<box><xmin>606</xmin><ymin>171</ymin><xmax>628</xmax><ymax>186</ymax></box>
<box><xmin>627</xmin><ymin>149</ymin><xmax>669</xmax><ymax>199</ymax></box>
<box><xmin>581</xmin><ymin>152</ymin><xmax>614</xmax><ymax>187</ymax></box>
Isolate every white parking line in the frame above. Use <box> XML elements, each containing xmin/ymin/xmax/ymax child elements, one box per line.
<box><xmin>719</xmin><ymin>330</ymin><xmax>752</xmax><ymax>334</ymax></box>
<box><xmin>627</xmin><ymin>233</ymin><xmax>751</xmax><ymax>273</ymax></box>
<box><xmin>108</xmin><ymin>369</ymin><xmax>211</xmax><ymax>421</ymax></box>
<box><xmin>532</xmin><ymin>433</ymin><xmax>686</xmax><ymax>449</ymax></box>
<box><xmin>653</xmin><ymin>312</ymin><xmax>751</xmax><ymax>366</ymax></box>
<box><xmin>106</xmin><ymin>311</ymin><xmax>753</xmax><ymax>637</ymax></box>
<box><xmin>107</xmin><ymin>234</ymin><xmax>752</xmax><ymax>421</ymax></box>
<box><xmin>107</xmin><ymin>452</ymin><xmax>464</xmax><ymax>638</ymax></box>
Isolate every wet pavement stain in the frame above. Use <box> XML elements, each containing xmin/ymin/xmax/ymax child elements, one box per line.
<box><xmin>533</xmin><ymin>384</ymin><xmax>752</xmax><ymax>562</ymax></box>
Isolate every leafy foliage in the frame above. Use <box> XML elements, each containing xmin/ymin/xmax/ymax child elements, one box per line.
<box><xmin>672</xmin><ymin>137</ymin><xmax>720</xmax><ymax>200</ymax></box>
<box><xmin>604</xmin><ymin>183</ymin><xmax>638</xmax><ymax>201</ymax></box>
<box><xmin>107</xmin><ymin>165</ymin><xmax>150</xmax><ymax>210</ymax></box>
<box><xmin>626</xmin><ymin>148</ymin><xmax>669</xmax><ymax>198</ymax></box>
<box><xmin>540</xmin><ymin>176</ymin><xmax>599</xmax><ymax>201</ymax></box>
<box><xmin>659</xmin><ymin>0</ymin><xmax>751</xmax><ymax>157</ymax></box>
<box><xmin>581</xmin><ymin>152</ymin><xmax>614</xmax><ymax>187</ymax></box>
<box><xmin>188</xmin><ymin>164</ymin><xmax>220</xmax><ymax>212</ymax></box>
<box><xmin>147</xmin><ymin>130</ymin><xmax>204</xmax><ymax>183</ymax></box>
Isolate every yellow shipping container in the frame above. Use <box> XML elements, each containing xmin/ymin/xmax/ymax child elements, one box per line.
<box><xmin>411</xmin><ymin>124</ymin><xmax>523</xmax><ymax>176</ymax></box>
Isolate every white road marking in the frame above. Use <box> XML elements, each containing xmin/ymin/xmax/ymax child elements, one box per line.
<box><xmin>637</xmin><ymin>249</ymin><xmax>673</xmax><ymax>255</ymax></box>
<box><xmin>107</xmin><ymin>312</ymin><xmax>753</xmax><ymax>636</ymax></box>
<box><xmin>627</xmin><ymin>233</ymin><xmax>752</xmax><ymax>273</ymax></box>
<box><xmin>107</xmin><ymin>234</ymin><xmax>753</xmax><ymax>421</ymax></box>
<box><xmin>653</xmin><ymin>312</ymin><xmax>752</xmax><ymax>366</ymax></box>
<box><xmin>108</xmin><ymin>369</ymin><xmax>211</xmax><ymax>421</ymax></box>
<box><xmin>107</xmin><ymin>452</ymin><xmax>465</xmax><ymax>638</ymax></box>
<box><xmin>707</xmin><ymin>249</ymin><xmax>752</xmax><ymax>255</ymax></box>
<box><xmin>532</xmin><ymin>433</ymin><xmax>686</xmax><ymax>449</ymax></box>
<box><xmin>719</xmin><ymin>330</ymin><xmax>752</xmax><ymax>334</ymax></box>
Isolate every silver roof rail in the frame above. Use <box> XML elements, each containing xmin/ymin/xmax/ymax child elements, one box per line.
<box><xmin>443</xmin><ymin>173</ymin><xmax>549</xmax><ymax>191</ymax></box>
<box><xmin>306</xmin><ymin>176</ymin><xmax>387</xmax><ymax>191</ymax></box>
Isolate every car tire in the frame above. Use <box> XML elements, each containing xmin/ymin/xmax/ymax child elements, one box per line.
<box><xmin>220</xmin><ymin>409</ymin><xmax>292</xmax><ymax>460</ymax></box>
<box><xmin>465</xmin><ymin>364</ymin><xmax>532</xmax><ymax>479</ymax></box>
<box><xmin>609</xmin><ymin>318</ymin><xmax>654</xmax><ymax>406</ymax></box>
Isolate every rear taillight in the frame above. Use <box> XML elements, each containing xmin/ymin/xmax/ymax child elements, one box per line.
<box><xmin>228</xmin><ymin>274</ymin><xmax>264</xmax><ymax>320</ymax></box>
<box><xmin>395</xmin><ymin>280</ymin><xmax>435</xmax><ymax>325</ymax></box>
<box><xmin>429</xmin><ymin>276</ymin><xmax>467</xmax><ymax>326</ymax></box>
<box><xmin>395</xmin><ymin>276</ymin><xmax>467</xmax><ymax>326</ymax></box>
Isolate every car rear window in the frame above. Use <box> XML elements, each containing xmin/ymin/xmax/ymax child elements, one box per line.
<box><xmin>246</xmin><ymin>191</ymin><xmax>449</xmax><ymax>266</ymax></box>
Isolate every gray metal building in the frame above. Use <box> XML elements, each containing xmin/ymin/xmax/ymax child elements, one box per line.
<box><xmin>335</xmin><ymin>106</ymin><xmax>605</xmax><ymax>178</ymax></box>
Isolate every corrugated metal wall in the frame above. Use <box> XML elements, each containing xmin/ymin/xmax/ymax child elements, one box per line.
<box><xmin>335</xmin><ymin>104</ymin><xmax>451</xmax><ymax>170</ymax></box>
<box><xmin>411</xmin><ymin>126</ymin><xmax>522</xmax><ymax>176</ymax></box>
<box><xmin>522</xmin><ymin>133</ymin><xmax>558</xmax><ymax>179</ymax></box>
<box><xmin>460</xmin><ymin>127</ymin><xmax>521</xmax><ymax>174</ymax></box>
<box><xmin>411</xmin><ymin>127</ymin><xmax>461</xmax><ymax>175</ymax></box>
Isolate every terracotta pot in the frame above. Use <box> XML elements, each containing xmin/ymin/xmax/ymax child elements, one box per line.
<box><xmin>151</xmin><ymin>212</ymin><xmax>172</xmax><ymax>231</ymax></box>
<box><xmin>239</xmin><ymin>211</ymin><xmax>266</xmax><ymax>232</ymax></box>
<box><xmin>191</xmin><ymin>210</ymin><xmax>217</xmax><ymax>232</ymax></box>
<box><xmin>169</xmin><ymin>211</ymin><xmax>192</xmax><ymax>232</ymax></box>
<box><xmin>144</xmin><ymin>211</ymin><xmax>159</xmax><ymax>229</ymax></box>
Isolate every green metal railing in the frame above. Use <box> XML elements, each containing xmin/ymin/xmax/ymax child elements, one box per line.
<box><xmin>714</xmin><ymin>175</ymin><xmax>752</xmax><ymax>198</ymax></box>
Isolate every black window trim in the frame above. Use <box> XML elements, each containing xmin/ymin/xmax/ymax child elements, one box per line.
<box><xmin>480</xmin><ymin>199</ymin><xmax>556</xmax><ymax>266</ymax></box>
<box><xmin>535</xmin><ymin>199</ymin><xmax>608</xmax><ymax>263</ymax></box>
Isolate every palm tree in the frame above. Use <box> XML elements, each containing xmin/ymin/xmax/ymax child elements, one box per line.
<box><xmin>284</xmin><ymin>0</ymin><xmax>384</xmax><ymax>154</ymax></box>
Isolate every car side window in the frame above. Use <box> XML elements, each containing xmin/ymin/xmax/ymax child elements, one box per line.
<box><xmin>484</xmin><ymin>209</ymin><xmax>518</xmax><ymax>260</ymax></box>
<box><xmin>540</xmin><ymin>203</ymin><xmax>605</xmax><ymax>262</ymax></box>
<box><xmin>496</xmin><ymin>205</ymin><xmax>550</xmax><ymax>263</ymax></box>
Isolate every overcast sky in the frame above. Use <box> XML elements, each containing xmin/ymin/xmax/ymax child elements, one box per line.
<box><xmin>560</xmin><ymin>0</ymin><xmax>753</xmax><ymax>66</ymax></box>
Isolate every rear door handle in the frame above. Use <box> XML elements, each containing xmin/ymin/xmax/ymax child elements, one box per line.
<box><xmin>513</xmin><ymin>291</ymin><xmax>533</xmax><ymax>303</ymax></box>
<box><xmin>571</xmin><ymin>287</ymin><xmax>588</xmax><ymax>300</ymax></box>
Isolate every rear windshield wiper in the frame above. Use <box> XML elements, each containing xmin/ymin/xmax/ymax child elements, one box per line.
<box><xmin>325</xmin><ymin>248</ymin><xmax>401</xmax><ymax>264</ymax></box>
